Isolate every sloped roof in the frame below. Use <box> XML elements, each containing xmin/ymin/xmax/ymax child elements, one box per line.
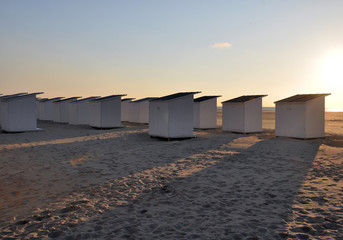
<box><xmin>152</xmin><ymin>92</ymin><xmax>201</xmax><ymax>101</ymax></box>
<box><xmin>39</xmin><ymin>97</ymin><xmax>64</xmax><ymax>102</ymax></box>
<box><xmin>0</xmin><ymin>93</ymin><xmax>28</xmax><ymax>100</ymax></box>
<box><xmin>275</xmin><ymin>94</ymin><xmax>331</xmax><ymax>103</ymax></box>
<box><xmin>71</xmin><ymin>96</ymin><xmax>100</xmax><ymax>103</ymax></box>
<box><xmin>92</xmin><ymin>94</ymin><xmax>126</xmax><ymax>101</ymax></box>
<box><xmin>54</xmin><ymin>96</ymin><xmax>81</xmax><ymax>103</ymax></box>
<box><xmin>194</xmin><ymin>95</ymin><xmax>221</xmax><ymax>102</ymax></box>
<box><xmin>132</xmin><ymin>97</ymin><xmax>158</xmax><ymax>103</ymax></box>
<box><xmin>0</xmin><ymin>92</ymin><xmax>44</xmax><ymax>101</ymax></box>
<box><xmin>121</xmin><ymin>98</ymin><xmax>135</xmax><ymax>102</ymax></box>
<box><xmin>46</xmin><ymin>97</ymin><xmax>64</xmax><ymax>102</ymax></box>
<box><xmin>222</xmin><ymin>95</ymin><xmax>267</xmax><ymax>103</ymax></box>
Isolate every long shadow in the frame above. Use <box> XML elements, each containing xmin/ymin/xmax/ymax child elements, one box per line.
<box><xmin>4</xmin><ymin>132</ymin><xmax>338</xmax><ymax>239</ymax></box>
<box><xmin>48</xmin><ymin>135</ymin><xmax>322</xmax><ymax>239</ymax></box>
<box><xmin>0</xmin><ymin>121</ymin><xmax>147</xmax><ymax>147</ymax></box>
<box><xmin>0</xmin><ymin>128</ymin><xmax>245</xmax><ymax>237</ymax></box>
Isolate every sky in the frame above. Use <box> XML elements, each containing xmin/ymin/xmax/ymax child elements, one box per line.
<box><xmin>1</xmin><ymin>0</ymin><xmax>343</xmax><ymax>108</ymax></box>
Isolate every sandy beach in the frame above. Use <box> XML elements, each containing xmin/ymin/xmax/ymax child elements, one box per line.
<box><xmin>1</xmin><ymin>111</ymin><xmax>343</xmax><ymax>239</ymax></box>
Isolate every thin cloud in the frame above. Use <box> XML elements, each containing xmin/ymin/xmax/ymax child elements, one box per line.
<box><xmin>212</xmin><ymin>42</ymin><xmax>232</xmax><ymax>49</ymax></box>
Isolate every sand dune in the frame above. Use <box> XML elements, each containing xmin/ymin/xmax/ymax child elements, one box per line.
<box><xmin>0</xmin><ymin>112</ymin><xmax>342</xmax><ymax>239</ymax></box>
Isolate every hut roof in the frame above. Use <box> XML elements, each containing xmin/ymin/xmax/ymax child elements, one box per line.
<box><xmin>194</xmin><ymin>95</ymin><xmax>221</xmax><ymax>102</ymax></box>
<box><xmin>92</xmin><ymin>94</ymin><xmax>126</xmax><ymax>101</ymax></box>
<box><xmin>132</xmin><ymin>97</ymin><xmax>158</xmax><ymax>103</ymax></box>
<box><xmin>0</xmin><ymin>93</ymin><xmax>28</xmax><ymax>100</ymax></box>
<box><xmin>54</xmin><ymin>97</ymin><xmax>81</xmax><ymax>103</ymax></box>
<box><xmin>275</xmin><ymin>94</ymin><xmax>331</xmax><ymax>103</ymax></box>
<box><xmin>121</xmin><ymin>98</ymin><xmax>135</xmax><ymax>102</ymax></box>
<box><xmin>0</xmin><ymin>92</ymin><xmax>44</xmax><ymax>102</ymax></box>
<box><xmin>71</xmin><ymin>96</ymin><xmax>100</xmax><ymax>103</ymax></box>
<box><xmin>40</xmin><ymin>97</ymin><xmax>64</xmax><ymax>102</ymax></box>
<box><xmin>152</xmin><ymin>92</ymin><xmax>201</xmax><ymax>101</ymax></box>
<box><xmin>222</xmin><ymin>95</ymin><xmax>267</xmax><ymax>103</ymax></box>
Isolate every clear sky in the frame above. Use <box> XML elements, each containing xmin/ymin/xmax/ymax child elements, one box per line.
<box><xmin>1</xmin><ymin>0</ymin><xmax>343</xmax><ymax>108</ymax></box>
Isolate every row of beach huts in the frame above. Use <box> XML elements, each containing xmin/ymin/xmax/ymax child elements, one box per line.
<box><xmin>0</xmin><ymin>92</ymin><xmax>330</xmax><ymax>139</ymax></box>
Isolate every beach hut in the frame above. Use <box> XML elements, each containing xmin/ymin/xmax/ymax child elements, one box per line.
<box><xmin>53</xmin><ymin>97</ymin><xmax>80</xmax><ymax>123</ymax></box>
<box><xmin>149</xmin><ymin>92</ymin><xmax>200</xmax><ymax>139</ymax></box>
<box><xmin>193</xmin><ymin>95</ymin><xmax>221</xmax><ymax>129</ymax></box>
<box><xmin>0</xmin><ymin>92</ymin><xmax>43</xmax><ymax>132</ymax></box>
<box><xmin>36</xmin><ymin>97</ymin><xmax>48</xmax><ymax>118</ymax></box>
<box><xmin>121</xmin><ymin>98</ymin><xmax>135</xmax><ymax>122</ymax></box>
<box><xmin>89</xmin><ymin>94</ymin><xmax>126</xmax><ymax>128</ymax></box>
<box><xmin>37</xmin><ymin>98</ymin><xmax>48</xmax><ymax>120</ymax></box>
<box><xmin>129</xmin><ymin>97</ymin><xmax>157</xmax><ymax>124</ymax></box>
<box><xmin>275</xmin><ymin>94</ymin><xmax>330</xmax><ymax>139</ymax></box>
<box><xmin>222</xmin><ymin>95</ymin><xmax>267</xmax><ymax>133</ymax></box>
<box><xmin>0</xmin><ymin>93</ymin><xmax>28</xmax><ymax>128</ymax></box>
<box><xmin>69</xmin><ymin>96</ymin><xmax>99</xmax><ymax>125</ymax></box>
<box><xmin>40</xmin><ymin>97</ymin><xmax>64</xmax><ymax>121</ymax></box>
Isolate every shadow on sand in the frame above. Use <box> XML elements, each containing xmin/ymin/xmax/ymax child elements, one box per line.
<box><xmin>64</xmin><ymin>136</ymin><xmax>322</xmax><ymax>239</ymax></box>
<box><xmin>0</xmin><ymin>127</ymin><xmax>242</xmax><ymax>230</ymax></box>
<box><xmin>1</xmin><ymin>128</ymin><xmax>335</xmax><ymax>239</ymax></box>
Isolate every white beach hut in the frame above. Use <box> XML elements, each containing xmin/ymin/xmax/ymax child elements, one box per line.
<box><xmin>121</xmin><ymin>98</ymin><xmax>135</xmax><ymax>122</ymax></box>
<box><xmin>36</xmin><ymin>97</ymin><xmax>48</xmax><ymax>118</ymax></box>
<box><xmin>222</xmin><ymin>95</ymin><xmax>267</xmax><ymax>133</ymax></box>
<box><xmin>0</xmin><ymin>93</ymin><xmax>28</xmax><ymax>128</ymax></box>
<box><xmin>89</xmin><ymin>94</ymin><xmax>126</xmax><ymax>128</ymax></box>
<box><xmin>37</xmin><ymin>98</ymin><xmax>48</xmax><ymax>120</ymax></box>
<box><xmin>35</xmin><ymin>98</ymin><xmax>40</xmax><ymax>119</ymax></box>
<box><xmin>53</xmin><ymin>97</ymin><xmax>80</xmax><ymax>123</ymax></box>
<box><xmin>40</xmin><ymin>97</ymin><xmax>64</xmax><ymax>121</ymax></box>
<box><xmin>149</xmin><ymin>92</ymin><xmax>200</xmax><ymax>139</ymax></box>
<box><xmin>193</xmin><ymin>96</ymin><xmax>221</xmax><ymax>129</ymax></box>
<box><xmin>275</xmin><ymin>94</ymin><xmax>330</xmax><ymax>139</ymax></box>
<box><xmin>129</xmin><ymin>97</ymin><xmax>157</xmax><ymax>124</ymax></box>
<box><xmin>69</xmin><ymin>96</ymin><xmax>99</xmax><ymax>125</ymax></box>
<box><xmin>0</xmin><ymin>92</ymin><xmax>43</xmax><ymax>132</ymax></box>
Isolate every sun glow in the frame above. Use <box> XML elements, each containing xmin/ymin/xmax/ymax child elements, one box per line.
<box><xmin>321</xmin><ymin>51</ymin><xmax>343</xmax><ymax>88</ymax></box>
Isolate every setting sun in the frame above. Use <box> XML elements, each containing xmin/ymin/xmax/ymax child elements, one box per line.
<box><xmin>321</xmin><ymin>51</ymin><xmax>343</xmax><ymax>88</ymax></box>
